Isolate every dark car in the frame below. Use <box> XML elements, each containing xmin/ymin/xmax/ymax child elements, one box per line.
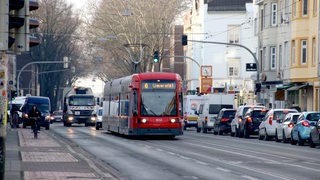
<box><xmin>241</xmin><ymin>107</ymin><xmax>268</xmax><ymax>138</ymax></box>
<box><xmin>20</xmin><ymin>96</ymin><xmax>51</xmax><ymax>130</ymax></box>
<box><xmin>213</xmin><ymin>108</ymin><xmax>236</xmax><ymax>135</ymax></box>
<box><xmin>310</xmin><ymin>119</ymin><xmax>320</xmax><ymax>148</ymax></box>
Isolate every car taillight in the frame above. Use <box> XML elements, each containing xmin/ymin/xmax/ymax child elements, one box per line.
<box><xmin>269</xmin><ymin>115</ymin><xmax>273</xmax><ymax>125</ymax></box>
<box><xmin>288</xmin><ymin>123</ymin><xmax>294</xmax><ymax>128</ymax></box>
<box><xmin>302</xmin><ymin>121</ymin><xmax>310</xmax><ymax>127</ymax></box>
<box><xmin>221</xmin><ymin>118</ymin><xmax>229</xmax><ymax>122</ymax></box>
<box><xmin>247</xmin><ymin>116</ymin><xmax>252</xmax><ymax>123</ymax></box>
<box><xmin>24</xmin><ymin>114</ymin><xmax>28</xmax><ymax>118</ymax></box>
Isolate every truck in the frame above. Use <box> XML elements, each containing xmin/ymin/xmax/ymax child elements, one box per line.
<box><xmin>183</xmin><ymin>95</ymin><xmax>203</xmax><ymax>130</ymax></box>
<box><xmin>62</xmin><ymin>86</ymin><xmax>97</xmax><ymax>127</ymax></box>
<box><xmin>196</xmin><ymin>93</ymin><xmax>235</xmax><ymax>133</ymax></box>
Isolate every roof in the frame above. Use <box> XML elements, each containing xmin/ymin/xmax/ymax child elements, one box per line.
<box><xmin>207</xmin><ymin>0</ymin><xmax>253</xmax><ymax>11</ymax></box>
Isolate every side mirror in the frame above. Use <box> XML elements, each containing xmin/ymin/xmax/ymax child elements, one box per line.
<box><xmin>133</xmin><ymin>111</ymin><xmax>138</xmax><ymax>117</ymax></box>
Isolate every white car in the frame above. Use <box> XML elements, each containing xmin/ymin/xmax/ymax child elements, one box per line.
<box><xmin>275</xmin><ymin>112</ymin><xmax>301</xmax><ymax>143</ymax></box>
<box><xmin>258</xmin><ymin>109</ymin><xmax>298</xmax><ymax>141</ymax></box>
<box><xmin>95</xmin><ymin>107</ymin><xmax>103</xmax><ymax>130</ymax></box>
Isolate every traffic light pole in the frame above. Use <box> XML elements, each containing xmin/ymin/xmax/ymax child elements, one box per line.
<box><xmin>188</xmin><ymin>40</ymin><xmax>261</xmax><ymax>103</ymax></box>
<box><xmin>16</xmin><ymin>61</ymin><xmax>67</xmax><ymax>96</ymax></box>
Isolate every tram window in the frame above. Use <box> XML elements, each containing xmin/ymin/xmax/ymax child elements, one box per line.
<box><xmin>120</xmin><ymin>101</ymin><xmax>129</xmax><ymax>116</ymax></box>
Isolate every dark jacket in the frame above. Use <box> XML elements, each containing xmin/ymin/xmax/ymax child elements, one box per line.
<box><xmin>28</xmin><ymin>108</ymin><xmax>41</xmax><ymax>118</ymax></box>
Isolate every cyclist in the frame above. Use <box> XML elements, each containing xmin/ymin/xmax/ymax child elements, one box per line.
<box><xmin>28</xmin><ymin>105</ymin><xmax>41</xmax><ymax>132</ymax></box>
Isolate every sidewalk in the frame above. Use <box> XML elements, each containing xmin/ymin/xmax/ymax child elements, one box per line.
<box><xmin>5</xmin><ymin>127</ymin><xmax>115</xmax><ymax>180</ymax></box>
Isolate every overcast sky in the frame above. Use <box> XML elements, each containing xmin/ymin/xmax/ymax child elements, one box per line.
<box><xmin>66</xmin><ymin>0</ymin><xmax>88</xmax><ymax>10</ymax></box>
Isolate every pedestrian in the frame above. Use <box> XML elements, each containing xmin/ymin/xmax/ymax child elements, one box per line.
<box><xmin>28</xmin><ymin>105</ymin><xmax>41</xmax><ymax>131</ymax></box>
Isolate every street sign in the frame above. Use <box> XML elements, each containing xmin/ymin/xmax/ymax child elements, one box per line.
<box><xmin>246</xmin><ymin>63</ymin><xmax>257</xmax><ymax>71</ymax></box>
<box><xmin>200</xmin><ymin>77</ymin><xmax>212</xmax><ymax>93</ymax></box>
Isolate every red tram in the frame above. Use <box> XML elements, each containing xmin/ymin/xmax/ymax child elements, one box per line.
<box><xmin>102</xmin><ymin>72</ymin><xmax>184</xmax><ymax>137</ymax></box>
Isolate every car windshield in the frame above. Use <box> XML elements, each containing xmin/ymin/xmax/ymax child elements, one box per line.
<box><xmin>53</xmin><ymin>111</ymin><xmax>62</xmax><ymax>116</ymax></box>
<box><xmin>69</xmin><ymin>96</ymin><xmax>95</xmax><ymax>106</ymax></box>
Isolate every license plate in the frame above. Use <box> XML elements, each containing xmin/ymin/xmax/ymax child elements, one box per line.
<box><xmin>75</xmin><ymin>111</ymin><xmax>80</xmax><ymax>115</ymax></box>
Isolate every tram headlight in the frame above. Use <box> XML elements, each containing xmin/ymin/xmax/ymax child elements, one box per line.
<box><xmin>170</xmin><ymin>118</ymin><xmax>177</xmax><ymax>123</ymax></box>
<box><xmin>139</xmin><ymin>118</ymin><xmax>148</xmax><ymax>124</ymax></box>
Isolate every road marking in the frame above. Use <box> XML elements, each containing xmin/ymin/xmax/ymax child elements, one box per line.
<box><xmin>216</xmin><ymin>167</ymin><xmax>231</xmax><ymax>172</ymax></box>
<box><xmin>242</xmin><ymin>175</ymin><xmax>259</xmax><ymax>180</ymax></box>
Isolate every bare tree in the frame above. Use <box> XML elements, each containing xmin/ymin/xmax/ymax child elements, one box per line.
<box><xmin>30</xmin><ymin>0</ymin><xmax>83</xmax><ymax>110</ymax></box>
<box><xmin>85</xmin><ymin>0</ymin><xmax>191</xmax><ymax>80</ymax></box>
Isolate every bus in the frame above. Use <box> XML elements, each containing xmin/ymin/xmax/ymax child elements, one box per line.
<box><xmin>102</xmin><ymin>72</ymin><xmax>184</xmax><ymax>137</ymax></box>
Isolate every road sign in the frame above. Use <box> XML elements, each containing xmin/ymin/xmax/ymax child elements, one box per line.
<box><xmin>200</xmin><ymin>77</ymin><xmax>212</xmax><ymax>93</ymax></box>
<box><xmin>246</xmin><ymin>63</ymin><xmax>257</xmax><ymax>71</ymax></box>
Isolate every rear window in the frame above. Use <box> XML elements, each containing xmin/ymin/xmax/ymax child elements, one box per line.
<box><xmin>252</xmin><ymin>110</ymin><xmax>267</xmax><ymax>117</ymax></box>
<box><xmin>273</xmin><ymin>110</ymin><xmax>297</xmax><ymax>120</ymax></box>
<box><xmin>222</xmin><ymin>110</ymin><xmax>236</xmax><ymax>118</ymax></box>
<box><xmin>292</xmin><ymin>115</ymin><xmax>299</xmax><ymax>123</ymax></box>
<box><xmin>209</xmin><ymin>104</ymin><xmax>233</xmax><ymax>114</ymax></box>
<box><xmin>306</xmin><ymin>113</ymin><xmax>320</xmax><ymax>121</ymax></box>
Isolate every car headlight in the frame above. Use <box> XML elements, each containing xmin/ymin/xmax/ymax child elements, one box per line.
<box><xmin>91</xmin><ymin>117</ymin><xmax>96</xmax><ymax>121</ymax></box>
<box><xmin>45</xmin><ymin>115</ymin><xmax>51</xmax><ymax>120</ymax></box>
<box><xmin>68</xmin><ymin>116</ymin><xmax>74</xmax><ymax>121</ymax></box>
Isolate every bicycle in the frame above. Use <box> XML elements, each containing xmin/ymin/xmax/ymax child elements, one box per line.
<box><xmin>31</xmin><ymin>117</ymin><xmax>40</xmax><ymax>139</ymax></box>
<box><xmin>11</xmin><ymin>112</ymin><xmax>19</xmax><ymax>128</ymax></box>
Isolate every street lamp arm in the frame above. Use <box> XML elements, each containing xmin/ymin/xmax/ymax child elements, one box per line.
<box><xmin>164</xmin><ymin>55</ymin><xmax>201</xmax><ymax>68</ymax></box>
<box><xmin>17</xmin><ymin>61</ymin><xmax>65</xmax><ymax>96</ymax></box>
<box><xmin>189</xmin><ymin>40</ymin><xmax>259</xmax><ymax>83</ymax></box>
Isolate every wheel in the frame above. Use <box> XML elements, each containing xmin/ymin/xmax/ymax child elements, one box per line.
<box><xmin>96</xmin><ymin>125</ymin><xmax>100</xmax><ymax>130</ymax></box>
<box><xmin>282</xmin><ymin>130</ymin><xmax>287</xmax><ymax>143</ymax></box>
<box><xmin>263</xmin><ymin>129</ymin><xmax>270</xmax><ymax>141</ymax></box>
<box><xmin>196</xmin><ymin>127</ymin><xmax>201</xmax><ymax>133</ymax></box>
<box><xmin>235</xmin><ymin>127</ymin><xmax>240</xmax><ymax>137</ymax></box>
<box><xmin>66</xmin><ymin>123</ymin><xmax>71</xmax><ymax>127</ymax></box>
<box><xmin>217</xmin><ymin>126</ymin><xmax>222</xmax><ymax>135</ymax></box>
<box><xmin>85</xmin><ymin>123</ymin><xmax>88</xmax><ymax>127</ymax></box>
<box><xmin>183</xmin><ymin>126</ymin><xmax>187</xmax><ymax>130</ymax></box>
<box><xmin>213</xmin><ymin>128</ymin><xmax>218</xmax><ymax>135</ymax></box>
<box><xmin>202</xmin><ymin>124</ymin><xmax>208</xmax><ymax>133</ymax></box>
<box><xmin>309</xmin><ymin>134</ymin><xmax>316</xmax><ymax>148</ymax></box>
<box><xmin>297</xmin><ymin>133</ymin><xmax>305</xmax><ymax>146</ymax></box>
<box><xmin>291</xmin><ymin>132</ymin><xmax>297</xmax><ymax>145</ymax></box>
<box><xmin>45</xmin><ymin>125</ymin><xmax>50</xmax><ymax>130</ymax></box>
<box><xmin>275</xmin><ymin>131</ymin><xmax>280</xmax><ymax>142</ymax></box>
<box><xmin>230</xmin><ymin>128</ymin><xmax>235</xmax><ymax>137</ymax></box>
<box><xmin>243</xmin><ymin>125</ymin><xmax>249</xmax><ymax>138</ymax></box>
<box><xmin>23</xmin><ymin>122</ymin><xmax>26</xmax><ymax>128</ymax></box>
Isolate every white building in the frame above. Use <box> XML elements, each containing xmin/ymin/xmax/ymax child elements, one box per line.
<box><xmin>184</xmin><ymin>0</ymin><xmax>258</xmax><ymax>105</ymax></box>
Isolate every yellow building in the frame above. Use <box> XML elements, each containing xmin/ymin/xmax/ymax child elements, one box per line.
<box><xmin>290</xmin><ymin>0</ymin><xmax>319</xmax><ymax>111</ymax></box>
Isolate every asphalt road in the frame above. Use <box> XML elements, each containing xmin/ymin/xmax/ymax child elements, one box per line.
<box><xmin>50</xmin><ymin>124</ymin><xmax>320</xmax><ymax>180</ymax></box>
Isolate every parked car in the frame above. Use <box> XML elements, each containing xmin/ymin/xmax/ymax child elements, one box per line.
<box><xmin>196</xmin><ymin>94</ymin><xmax>234</xmax><ymax>133</ymax></box>
<box><xmin>213</xmin><ymin>108</ymin><xmax>236</xmax><ymax>135</ymax></box>
<box><xmin>275</xmin><ymin>112</ymin><xmax>301</xmax><ymax>143</ymax></box>
<box><xmin>95</xmin><ymin>107</ymin><xmax>103</xmax><ymax>130</ymax></box>
<box><xmin>291</xmin><ymin>112</ymin><xmax>320</xmax><ymax>146</ymax></box>
<box><xmin>51</xmin><ymin>110</ymin><xmax>63</xmax><ymax>122</ymax></box>
<box><xmin>309</xmin><ymin>119</ymin><xmax>320</xmax><ymax>148</ymax></box>
<box><xmin>258</xmin><ymin>108</ymin><xmax>298</xmax><ymax>141</ymax></box>
<box><xmin>240</xmin><ymin>107</ymin><xmax>268</xmax><ymax>138</ymax></box>
<box><xmin>230</xmin><ymin>105</ymin><xmax>266</xmax><ymax>137</ymax></box>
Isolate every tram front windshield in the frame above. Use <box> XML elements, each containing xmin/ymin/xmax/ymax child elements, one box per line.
<box><xmin>141</xmin><ymin>90</ymin><xmax>177</xmax><ymax>116</ymax></box>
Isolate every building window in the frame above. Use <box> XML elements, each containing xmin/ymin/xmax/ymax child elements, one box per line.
<box><xmin>260</xmin><ymin>8</ymin><xmax>264</xmax><ymax>31</ymax></box>
<box><xmin>227</xmin><ymin>58</ymin><xmax>240</xmax><ymax>77</ymax></box>
<box><xmin>271</xmin><ymin>3</ymin><xmax>277</xmax><ymax>26</ymax></box>
<box><xmin>313</xmin><ymin>0</ymin><xmax>317</xmax><ymax>16</ymax></box>
<box><xmin>279</xmin><ymin>45</ymin><xmax>283</xmax><ymax>69</ymax></box>
<box><xmin>228</xmin><ymin>25</ymin><xmax>240</xmax><ymax>44</ymax></box>
<box><xmin>263</xmin><ymin>47</ymin><xmax>267</xmax><ymax>70</ymax></box>
<box><xmin>302</xmin><ymin>0</ymin><xmax>308</xmax><ymax>16</ymax></box>
<box><xmin>293</xmin><ymin>0</ymin><xmax>297</xmax><ymax>17</ymax></box>
<box><xmin>264</xmin><ymin>4</ymin><xmax>267</xmax><ymax>28</ymax></box>
<box><xmin>312</xmin><ymin>38</ymin><xmax>316</xmax><ymax>65</ymax></box>
<box><xmin>291</xmin><ymin>40</ymin><xmax>295</xmax><ymax>65</ymax></box>
<box><xmin>284</xmin><ymin>41</ymin><xmax>289</xmax><ymax>67</ymax></box>
<box><xmin>301</xmin><ymin>40</ymin><xmax>307</xmax><ymax>64</ymax></box>
<box><xmin>270</xmin><ymin>46</ymin><xmax>276</xmax><ymax>70</ymax></box>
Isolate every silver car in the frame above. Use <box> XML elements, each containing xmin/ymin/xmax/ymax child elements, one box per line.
<box><xmin>275</xmin><ymin>112</ymin><xmax>301</xmax><ymax>143</ymax></box>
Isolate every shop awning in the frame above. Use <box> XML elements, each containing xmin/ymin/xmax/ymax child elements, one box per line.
<box><xmin>286</xmin><ymin>84</ymin><xmax>308</xmax><ymax>91</ymax></box>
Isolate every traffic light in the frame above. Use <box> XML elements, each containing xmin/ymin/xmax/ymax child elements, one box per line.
<box><xmin>11</xmin><ymin>90</ymin><xmax>17</xmax><ymax>100</ymax></box>
<box><xmin>255</xmin><ymin>83</ymin><xmax>262</xmax><ymax>94</ymax></box>
<box><xmin>7</xmin><ymin>0</ymin><xmax>39</xmax><ymax>52</ymax></box>
<box><xmin>182</xmin><ymin>34</ymin><xmax>188</xmax><ymax>46</ymax></box>
<box><xmin>153</xmin><ymin>50</ymin><xmax>159</xmax><ymax>63</ymax></box>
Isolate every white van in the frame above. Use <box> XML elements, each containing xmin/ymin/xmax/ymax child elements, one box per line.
<box><xmin>183</xmin><ymin>95</ymin><xmax>203</xmax><ymax>130</ymax></box>
<box><xmin>196</xmin><ymin>94</ymin><xmax>234</xmax><ymax>133</ymax></box>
